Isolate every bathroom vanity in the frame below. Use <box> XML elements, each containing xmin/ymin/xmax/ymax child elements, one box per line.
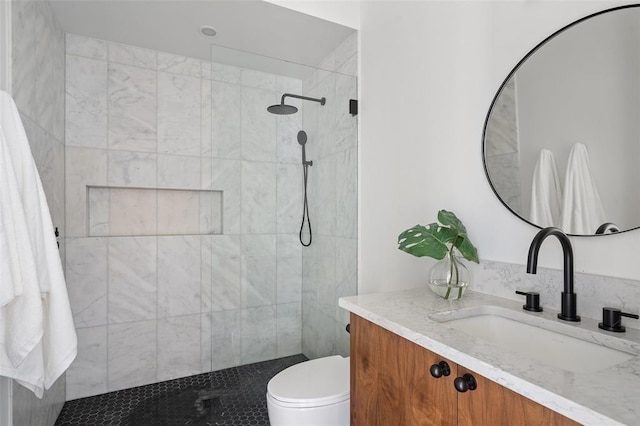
<box><xmin>340</xmin><ymin>289</ymin><xmax>640</xmax><ymax>425</ymax></box>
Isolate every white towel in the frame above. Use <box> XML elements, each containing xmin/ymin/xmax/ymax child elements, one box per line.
<box><xmin>560</xmin><ymin>143</ymin><xmax>606</xmax><ymax>234</ymax></box>
<box><xmin>0</xmin><ymin>91</ymin><xmax>77</xmax><ymax>398</ymax></box>
<box><xmin>529</xmin><ymin>149</ymin><xmax>563</xmax><ymax>228</ymax></box>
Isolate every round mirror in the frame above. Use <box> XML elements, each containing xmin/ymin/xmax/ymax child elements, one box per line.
<box><xmin>483</xmin><ymin>4</ymin><xmax>640</xmax><ymax>236</ymax></box>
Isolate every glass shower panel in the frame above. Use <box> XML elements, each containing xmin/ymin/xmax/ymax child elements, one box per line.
<box><xmin>205</xmin><ymin>42</ymin><xmax>358</xmax><ymax>384</ymax></box>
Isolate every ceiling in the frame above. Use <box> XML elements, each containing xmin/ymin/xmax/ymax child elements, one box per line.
<box><xmin>49</xmin><ymin>0</ymin><xmax>356</xmax><ymax>78</ymax></box>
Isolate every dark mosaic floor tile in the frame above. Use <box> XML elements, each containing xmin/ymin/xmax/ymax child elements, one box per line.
<box><xmin>55</xmin><ymin>354</ymin><xmax>308</xmax><ymax>426</ymax></box>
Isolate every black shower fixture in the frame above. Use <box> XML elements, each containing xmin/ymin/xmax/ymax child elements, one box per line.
<box><xmin>267</xmin><ymin>93</ymin><xmax>326</xmax><ymax>115</ymax></box>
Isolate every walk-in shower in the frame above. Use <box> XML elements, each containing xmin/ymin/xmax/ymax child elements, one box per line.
<box><xmin>267</xmin><ymin>93</ymin><xmax>326</xmax><ymax>115</ymax></box>
<box><xmin>268</xmin><ymin>93</ymin><xmax>326</xmax><ymax>247</ymax></box>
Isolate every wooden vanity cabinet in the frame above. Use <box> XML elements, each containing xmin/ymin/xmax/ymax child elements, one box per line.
<box><xmin>350</xmin><ymin>313</ymin><xmax>580</xmax><ymax>426</ymax></box>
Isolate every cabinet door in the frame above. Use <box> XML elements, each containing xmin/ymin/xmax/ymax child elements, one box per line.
<box><xmin>351</xmin><ymin>313</ymin><xmax>458</xmax><ymax>426</ymax></box>
<box><xmin>456</xmin><ymin>366</ymin><xmax>580</xmax><ymax>426</ymax></box>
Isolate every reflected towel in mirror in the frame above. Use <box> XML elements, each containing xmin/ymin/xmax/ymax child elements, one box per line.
<box><xmin>530</xmin><ymin>149</ymin><xmax>563</xmax><ymax>228</ymax></box>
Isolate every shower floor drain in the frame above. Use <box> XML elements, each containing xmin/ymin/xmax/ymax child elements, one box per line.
<box><xmin>55</xmin><ymin>354</ymin><xmax>307</xmax><ymax>426</ymax></box>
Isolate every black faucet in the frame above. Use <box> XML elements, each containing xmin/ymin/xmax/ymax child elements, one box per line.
<box><xmin>526</xmin><ymin>227</ymin><xmax>580</xmax><ymax>322</ymax></box>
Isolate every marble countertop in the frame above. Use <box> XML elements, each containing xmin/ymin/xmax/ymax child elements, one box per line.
<box><xmin>339</xmin><ymin>288</ymin><xmax>640</xmax><ymax>426</ymax></box>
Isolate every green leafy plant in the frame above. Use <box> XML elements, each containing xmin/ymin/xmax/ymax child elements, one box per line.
<box><xmin>397</xmin><ymin>210</ymin><xmax>479</xmax><ymax>263</ymax></box>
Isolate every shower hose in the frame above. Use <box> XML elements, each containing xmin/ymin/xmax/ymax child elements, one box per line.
<box><xmin>300</xmin><ymin>162</ymin><xmax>312</xmax><ymax>247</ymax></box>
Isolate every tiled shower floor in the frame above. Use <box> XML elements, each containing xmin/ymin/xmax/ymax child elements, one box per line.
<box><xmin>55</xmin><ymin>354</ymin><xmax>307</xmax><ymax>426</ymax></box>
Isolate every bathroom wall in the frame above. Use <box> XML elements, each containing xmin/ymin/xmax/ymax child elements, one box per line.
<box><xmin>63</xmin><ymin>34</ymin><xmax>305</xmax><ymax>400</ymax></box>
<box><xmin>357</xmin><ymin>0</ymin><xmax>640</xmax><ymax>304</ymax></box>
<box><xmin>300</xmin><ymin>33</ymin><xmax>358</xmax><ymax>359</ymax></box>
<box><xmin>8</xmin><ymin>0</ymin><xmax>66</xmax><ymax>424</ymax></box>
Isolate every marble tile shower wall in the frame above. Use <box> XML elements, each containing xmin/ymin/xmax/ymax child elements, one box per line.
<box><xmin>64</xmin><ymin>34</ymin><xmax>305</xmax><ymax>400</ymax></box>
<box><xmin>10</xmin><ymin>0</ymin><xmax>67</xmax><ymax>424</ymax></box>
<box><xmin>300</xmin><ymin>33</ymin><xmax>358</xmax><ymax>360</ymax></box>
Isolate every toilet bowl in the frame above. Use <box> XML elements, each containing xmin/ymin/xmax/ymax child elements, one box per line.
<box><xmin>266</xmin><ymin>355</ymin><xmax>350</xmax><ymax>426</ymax></box>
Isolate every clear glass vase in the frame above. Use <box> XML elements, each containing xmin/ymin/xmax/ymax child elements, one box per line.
<box><xmin>428</xmin><ymin>251</ymin><xmax>471</xmax><ymax>300</ymax></box>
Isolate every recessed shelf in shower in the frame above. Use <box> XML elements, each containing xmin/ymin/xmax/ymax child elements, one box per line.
<box><xmin>87</xmin><ymin>186</ymin><xmax>223</xmax><ymax>237</ymax></box>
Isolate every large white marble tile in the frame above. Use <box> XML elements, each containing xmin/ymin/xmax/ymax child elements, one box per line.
<box><xmin>157</xmin><ymin>72</ymin><xmax>201</xmax><ymax>156</ymax></box>
<box><xmin>336</xmin><ymin>147</ymin><xmax>358</xmax><ymax>239</ymax></box>
<box><xmin>276</xmin><ymin>76</ymin><xmax>303</xmax><ymax>95</ymax></box>
<box><xmin>277</xmin><ymin>254</ymin><xmax>302</xmax><ymax>304</ymax></box>
<box><xmin>241</xmin><ymin>161</ymin><xmax>276</xmax><ymax>234</ymax></box>
<box><xmin>277</xmin><ymin>164</ymin><xmax>303</xmax><ymax>234</ymax></box>
<box><xmin>157</xmin><ymin>189</ymin><xmax>200</xmax><ymax>235</ymax></box>
<box><xmin>301</xmin><ymin>303</ymin><xmax>319</xmax><ymax>358</ymax></box>
<box><xmin>241</xmin><ymin>306</ymin><xmax>276</xmax><ymax>364</ymax></box>
<box><xmin>65</xmin><ymin>55</ymin><xmax>108</xmax><ymax>148</ymax></box>
<box><xmin>52</xmin><ymin>32</ymin><xmax>66</xmax><ymax>143</ymax></box>
<box><xmin>108</xmin><ymin>63</ymin><xmax>157</xmax><ymax>152</ymax></box>
<box><xmin>199</xmin><ymin>191</ymin><xmax>223</xmax><ymax>235</ymax></box>
<box><xmin>87</xmin><ymin>187</ymin><xmax>110</xmax><ymax>236</ymax></box>
<box><xmin>11</xmin><ymin>0</ymin><xmax>36</xmax><ymax>119</ymax></box>
<box><xmin>157</xmin><ymin>52</ymin><xmax>201</xmax><ymax>77</ymax></box>
<box><xmin>301</xmin><ymin>243</ymin><xmax>318</xmax><ymax>307</ymax></box>
<box><xmin>210</xmin><ymin>62</ymin><xmax>241</xmax><ymax>84</ymax></box>
<box><xmin>335</xmin><ymin>237</ymin><xmax>357</xmax><ymax>318</ymax></box>
<box><xmin>241</xmin><ymin>235</ymin><xmax>277</xmax><ymax>308</ymax></box>
<box><xmin>108</xmin><ymin>151</ymin><xmax>157</xmax><ymax>187</ymax></box>
<box><xmin>157</xmin><ymin>315</ymin><xmax>201</xmax><ymax>381</ymax></box>
<box><xmin>201</xmin><ymin>79</ymin><xmax>212</xmax><ymax>156</ymax></box>
<box><xmin>316</xmin><ymin>236</ymin><xmax>337</xmax><ymax>319</ymax></box>
<box><xmin>157</xmin><ymin>154</ymin><xmax>201</xmax><ymax>189</ymax></box>
<box><xmin>34</xmin><ymin>8</ymin><xmax>55</xmax><ymax>136</ymax></box>
<box><xmin>276</xmin><ymin>112</ymin><xmax>303</xmax><ymax>165</ymax></box>
<box><xmin>241</xmin><ymin>69</ymin><xmax>276</xmax><ymax>91</ymax></box>
<box><xmin>108</xmin><ymin>42</ymin><xmax>157</xmax><ymax>69</ymax></box>
<box><xmin>241</xmin><ymin>87</ymin><xmax>277</xmax><ymax>162</ymax></box>
<box><xmin>315</xmin><ymin>77</ymin><xmax>338</xmax><ymax>158</ymax></box>
<box><xmin>65</xmin><ymin>326</ymin><xmax>107</xmax><ymax>400</ymax></box>
<box><xmin>314</xmin><ymin>154</ymin><xmax>337</xmax><ymax>236</ymax></box>
<box><xmin>211</xmin><ymin>80</ymin><xmax>241</xmax><ymax>159</ymax></box>
<box><xmin>277</xmin><ymin>302</ymin><xmax>302</xmax><ymax>357</ymax></box>
<box><xmin>208</xmin><ymin>310</ymin><xmax>242</xmax><ymax>371</ymax></box>
<box><xmin>201</xmin><ymin>236</ymin><xmax>213</xmax><ymax>313</ymax></box>
<box><xmin>108</xmin><ymin>237</ymin><xmax>157</xmax><ymax>323</ymax></box>
<box><xmin>315</xmin><ymin>313</ymin><xmax>338</xmax><ymax>358</ymax></box>
<box><xmin>108</xmin><ymin>320</ymin><xmax>157</xmax><ymax>391</ymax></box>
<box><xmin>65</xmin><ymin>34</ymin><xmax>107</xmax><ymax>60</ymax></box>
<box><xmin>65</xmin><ymin>147</ymin><xmax>108</xmax><ymax>237</ymax></box>
<box><xmin>211</xmin><ymin>159</ymin><xmax>241</xmax><ymax>234</ymax></box>
<box><xmin>65</xmin><ymin>237</ymin><xmax>108</xmax><ymax>327</ymax></box>
<box><xmin>333</xmin><ymin>74</ymin><xmax>358</xmax><ymax>153</ymax></box>
<box><xmin>210</xmin><ymin>235</ymin><xmax>242</xmax><ymax>312</ymax></box>
<box><xmin>485</xmin><ymin>77</ymin><xmax>518</xmax><ymax>157</ymax></box>
<box><xmin>109</xmin><ymin>188</ymin><xmax>157</xmax><ymax>236</ymax></box>
<box><xmin>158</xmin><ymin>236</ymin><xmax>202</xmax><ymax>317</ymax></box>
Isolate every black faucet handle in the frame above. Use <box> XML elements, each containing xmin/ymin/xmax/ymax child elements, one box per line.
<box><xmin>599</xmin><ymin>307</ymin><xmax>639</xmax><ymax>333</ymax></box>
<box><xmin>515</xmin><ymin>290</ymin><xmax>543</xmax><ymax>312</ymax></box>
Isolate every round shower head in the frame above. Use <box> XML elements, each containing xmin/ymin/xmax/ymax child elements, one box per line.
<box><xmin>267</xmin><ymin>103</ymin><xmax>298</xmax><ymax>115</ymax></box>
<box><xmin>297</xmin><ymin>130</ymin><xmax>307</xmax><ymax>145</ymax></box>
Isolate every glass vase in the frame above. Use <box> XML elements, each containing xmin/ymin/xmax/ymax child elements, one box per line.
<box><xmin>428</xmin><ymin>251</ymin><xmax>471</xmax><ymax>300</ymax></box>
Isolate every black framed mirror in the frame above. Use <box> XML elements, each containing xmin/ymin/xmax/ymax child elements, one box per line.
<box><xmin>483</xmin><ymin>4</ymin><xmax>640</xmax><ymax>236</ymax></box>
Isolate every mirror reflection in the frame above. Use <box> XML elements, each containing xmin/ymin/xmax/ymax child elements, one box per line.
<box><xmin>483</xmin><ymin>5</ymin><xmax>640</xmax><ymax>235</ymax></box>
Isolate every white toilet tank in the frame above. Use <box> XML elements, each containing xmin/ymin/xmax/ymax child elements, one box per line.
<box><xmin>266</xmin><ymin>355</ymin><xmax>350</xmax><ymax>426</ymax></box>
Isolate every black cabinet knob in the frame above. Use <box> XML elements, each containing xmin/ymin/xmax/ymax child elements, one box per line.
<box><xmin>429</xmin><ymin>361</ymin><xmax>451</xmax><ymax>378</ymax></box>
<box><xmin>454</xmin><ymin>373</ymin><xmax>477</xmax><ymax>392</ymax></box>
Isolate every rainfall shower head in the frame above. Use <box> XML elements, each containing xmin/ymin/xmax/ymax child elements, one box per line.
<box><xmin>267</xmin><ymin>93</ymin><xmax>326</xmax><ymax>115</ymax></box>
<box><xmin>267</xmin><ymin>103</ymin><xmax>298</xmax><ymax>115</ymax></box>
<box><xmin>297</xmin><ymin>130</ymin><xmax>307</xmax><ymax>145</ymax></box>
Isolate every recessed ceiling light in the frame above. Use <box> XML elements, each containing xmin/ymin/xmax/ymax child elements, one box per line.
<box><xmin>200</xmin><ymin>26</ymin><xmax>217</xmax><ymax>37</ymax></box>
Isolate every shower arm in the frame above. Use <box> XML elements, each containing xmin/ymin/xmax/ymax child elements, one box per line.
<box><xmin>281</xmin><ymin>93</ymin><xmax>326</xmax><ymax>106</ymax></box>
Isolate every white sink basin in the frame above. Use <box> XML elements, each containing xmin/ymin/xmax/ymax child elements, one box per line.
<box><xmin>431</xmin><ymin>305</ymin><xmax>638</xmax><ymax>373</ymax></box>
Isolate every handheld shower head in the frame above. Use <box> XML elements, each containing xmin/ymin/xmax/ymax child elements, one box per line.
<box><xmin>297</xmin><ymin>130</ymin><xmax>307</xmax><ymax>145</ymax></box>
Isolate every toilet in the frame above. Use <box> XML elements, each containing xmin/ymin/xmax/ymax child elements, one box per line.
<box><xmin>266</xmin><ymin>355</ymin><xmax>350</xmax><ymax>426</ymax></box>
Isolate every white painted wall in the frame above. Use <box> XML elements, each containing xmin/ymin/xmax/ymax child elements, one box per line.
<box><xmin>264</xmin><ymin>0</ymin><xmax>361</xmax><ymax>29</ymax></box>
<box><xmin>358</xmin><ymin>1</ymin><xmax>640</xmax><ymax>295</ymax></box>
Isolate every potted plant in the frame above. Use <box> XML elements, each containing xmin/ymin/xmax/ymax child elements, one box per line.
<box><xmin>398</xmin><ymin>210</ymin><xmax>479</xmax><ymax>300</ymax></box>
